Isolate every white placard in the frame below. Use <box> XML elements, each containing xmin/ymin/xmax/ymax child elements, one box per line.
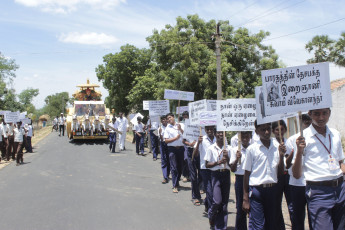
<box><xmin>19</xmin><ymin>112</ymin><xmax>26</xmax><ymax>119</ymax></box>
<box><xmin>199</xmin><ymin>111</ymin><xmax>217</xmax><ymax>126</ymax></box>
<box><xmin>216</xmin><ymin>99</ymin><xmax>256</xmax><ymax>131</ymax></box>
<box><xmin>143</xmin><ymin>101</ymin><xmax>149</xmax><ymax>110</ymax></box>
<box><xmin>148</xmin><ymin>100</ymin><xmax>170</xmax><ymax>116</ymax></box>
<box><xmin>164</xmin><ymin>89</ymin><xmax>194</xmax><ymax>101</ymax></box>
<box><xmin>149</xmin><ymin>115</ymin><xmax>160</xmax><ymax>124</ymax></box>
<box><xmin>175</xmin><ymin>106</ymin><xmax>189</xmax><ymax>114</ymax></box>
<box><xmin>207</xmin><ymin>100</ymin><xmax>217</xmax><ymax>111</ymax></box>
<box><xmin>261</xmin><ymin>62</ymin><xmax>332</xmax><ymax>116</ymax></box>
<box><xmin>4</xmin><ymin>111</ymin><xmax>20</xmax><ymax>123</ymax></box>
<box><xmin>182</xmin><ymin>119</ymin><xmax>200</xmax><ymax>142</ymax></box>
<box><xmin>20</xmin><ymin>118</ymin><xmax>31</xmax><ymax>125</ymax></box>
<box><xmin>255</xmin><ymin>86</ymin><xmax>297</xmax><ymax>125</ymax></box>
<box><xmin>130</xmin><ymin>113</ymin><xmax>144</xmax><ymax>126</ymax></box>
<box><xmin>189</xmin><ymin>99</ymin><xmax>207</xmax><ymax>125</ymax></box>
<box><xmin>0</xmin><ymin>111</ymin><xmax>10</xmax><ymax>116</ymax></box>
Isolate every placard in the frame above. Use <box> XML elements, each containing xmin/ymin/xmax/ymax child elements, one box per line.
<box><xmin>175</xmin><ymin>106</ymin><xmax>189</xmax><ymax>114</ymax></box>
<box><xmin>207</xmin><ymin>100</ymin><xmax>217</xmax><ymax>111</ymax></box>
<box><xmin>189</xmin><ymin>99</ymin><xmax>207</xmax><ymax>125</ymax></box>
<box><xmin>261</xmin><ymin>62</ymin><xmax>332</xmax><ymax>115</ymax></box>
<box><xmin>216</xmin><ymin>99</ymin><xmax>256</xmax><ymax>131</ymax></box>
<box><xmin>199</xmin><ymin>111</ymin><xmax>217</xmax><ymax>126</ymax></box>
<box><xmin>4</xmin><ymin>111</ymin><xmax>20</xmax><ymax>123</ymax></box>
<box><xmin>164</xmin><ymin>89</ymin><xmax>194</xmax><ymax>101</ymax></box>
<box><xmin>143</xmin><ymin>101</ymin><xmax>149</xmax><ymax>110</ymax></box>
<box><xmin>255</xmin><ymin>86</ymin><xmax>297</xmax><ymax>125</ymax></box>
<box><xmin>20</xmin><ymin>118</ymin><xmax>32</xmax><ymax>125</ymax></box>
<box><xmin>0</xmin><ymin>111</ymin><xmax>10</xmax><ymax>116</ymax></box>
<box><xmin>130</xmin><ymin>113</ymin><xmax>144</xmax><ymax>126</ymax></box>
<box><xmin>182</xmin><ymin>119</ymin><xmax>200</xmax><ymax>142</ymax></box>
<box><xmin>148</xmin><ymin>100</ymin><xmax>170</xmax><ymax>116</ymax></box>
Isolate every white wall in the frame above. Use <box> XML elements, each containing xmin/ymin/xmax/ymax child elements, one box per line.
<box><xmin>329</xmin><ymin>85</ymin><xmax>345</xmax><ymax>137</ymax></box>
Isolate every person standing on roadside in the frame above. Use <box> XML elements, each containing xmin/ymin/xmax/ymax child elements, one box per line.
<box><xmin>134</xmin><ymin>117</ymin><xmax>145</xmax><ymax>156</ymax></box>
<box><xmin>6</xmin><ymin>122</ymin><xmax>15</xmax><ymax>161</ymax></box>
<box><xmin>292</xmin><ymin>108</ymin><xmax>345</xmax><ymax>230</ymax></box>
<box><xmin>108</xmin><ymin>117</ymin><xmax>118</xmax><ymax>153</ymax></box>
<box><xmin>14</xmin><ymin>121</ymin><xmax>25</xmax><ymax>166</ymax></box>
<box><xmin>25</xmin><ymin>120</ymin><xmax>34</xmax><ymax>153</ymax></box>
<box><xmin>159</xmin><ymin>115</ymin><xmax>170</xmax><ymax>184</ymax></box>
<box><xmin>117</xmin><ymin>112</ymin><xmax>128</xmax><ymax>151</ymax></box>
<box><xmin>58</xmin><ymin>113</ymin><xmax>66</xmax><ymax>136</ymax></box>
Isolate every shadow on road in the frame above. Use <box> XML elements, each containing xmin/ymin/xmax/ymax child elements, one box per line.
<box><xmin>69</xmin><ymin>139</ymin><xmax>108</xmax><ymax>146</ymax></box>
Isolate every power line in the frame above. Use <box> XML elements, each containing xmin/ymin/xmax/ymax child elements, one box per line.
<box><xmin>264</xmin><ymin>17</ymin><xmax>345</xmax><ymax>41</ymax></box>
<box><xmin>228</xmin><ymin>0</ymin><xmax>261</xmax><ymax>19</ymax></box>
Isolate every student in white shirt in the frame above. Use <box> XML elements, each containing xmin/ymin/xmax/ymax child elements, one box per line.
<box><xmin>58</xmin><ymin>113</ymin><xmax>66</xmax><ymax>136</ymax></box>
<box><xmin>272</xmin><ymin>120</ymin><xmax>292</xmax><ymax>229</ymax></box>
<box><xmin>6</xmin><ymin>122</ymin><xmax>15</xmax><ymax>161</ymax></box>
<box><xmin>285</xmin><ymin>114</ymin><xmax>312</xmax><ymax>230</ymax></box>
<box><xmin>108</xmin><ymin>117</ymin><xmax>118</xmax><ymax>153</ymax></box>
<box><xmin>193</xmin><ymin>125</ymin><xmax>216</xmax><ymax>214</ymax></box>
<box><xmin>163</xmin><ymin>113</ymin><xmax>184</xmax><ymax>193</ymax></box>
<box><xmin>229</xmin><ymin>131</ymin><xmax>252</xmax><ymax>230</ymax></box>
<box><xmin>159</xmin><ymin>115</ymin><xmax>170</xmax><ymax>184</ymax></box>
<box><xmin>117</xmin><ymin>112</ymin><xmax>128</xmax><ymax>151</ymax></box>
<box><xmin>0</xmin><ymin>119</ymin><xmax>7</xmax><ymax>159</ymax></box>
<box><xmin>134</xmin><ymin>116</ymin><xmax>146</xmax><ymax>156</ymax></box>
<box><xmin>205</xmin><ymin>131</ymin><xmax>231</xmax><ymax>230</ymax></box>
<box><xmin>242</xmin><ymin>121</ymin><xmax>286</xmax><ymax>230</ymax></box>
<box><xmin>292</xmin><ymin>108</ymin><xmax>345</xmax><ymax>230</ymax></box>
<box><xmin>14</xmin><ymin>121</ymin><xmax>25</xmax><ymax>165</ymax></box>
<box><xmin>148</xmin><ymin>116</ymin><xmax>159</xmax><ymax>160</ymax></box>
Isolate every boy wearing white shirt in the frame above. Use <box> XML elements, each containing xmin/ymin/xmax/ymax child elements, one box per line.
<box><xmin>164</xmin><ymin>113</ymin><xmax>184</xmax><ymax>193</ymax></box>
<box><xmin>1</xmin><ymin>119</ymin><xmax>7</xmax><ymax>159</ymax></box>
<box><xmin>14</xmin><ymin>122</ymin><xmax>25</xmax><ymax>165</ymax></box>
<box><xmin>117</xmin><ymin>112</ymin><xmax>128</xmax><ymax>151</ymax></box>
<box><xmin>230</xmin><ymin>131</ymin><xmax>252</xmax><ymax>230</ymax></box>
<box><xmin>108</xmin><ymin>117</ymin><xmax>118</xmax><ymax>153</ymax></box>
<box><xmin>6</xmin><ymin>122</ymin><xmax>15</xmax><ymax>161</ymax></box>
<box><xmin>159</xmin><ymin>115</ymin><xmax>170</xmax><ymax>184</ymax></box>
<box><xmin>134</xmin><ymin>116</ymin><xmax>145</xmax><ymax>156</ymax></box>
<box><xmin>242</xmin><ymin>121</ymin><xmax>286</xmax><ymax>230</ymax></box>
<box><xmin>148</xmin><ymin>116</ymin><xmax>159</xmax><ymax>160</ymax></box>
<box><xmin>193</xmin><ymin>126</ymin><xmax>216</xmax><ymax>213</ymax></box>
<box><xmin>204</xmin><ymin>131</ymin><xmax>231</xmax><ymax>230</ymax></box>
<box><xmin>292</xmin><ymin>108</ymin><xmax>345</xmax><ymax>230</ymax></box>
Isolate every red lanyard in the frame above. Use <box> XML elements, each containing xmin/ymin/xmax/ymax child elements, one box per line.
<box><xmin>315</xmin><ymin>134</ymin><xmax>332</xmax><ymax>158</ymax></box>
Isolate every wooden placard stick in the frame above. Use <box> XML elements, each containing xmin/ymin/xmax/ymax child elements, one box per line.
<box><xmin>237</xmin><ymin>132</ymin><xmax>242</xmax><ymax>164</ymax></box>
<box><xmin>223</xmin><ymin>131</ymin><xmax>226</xmax><ymax>169</ymax></box>
<box><xmin>294</xmin><ymin>117</ymin><xmax>298</xmax><ymax>135</ymax></box>
<box><xmin>278</xmin><ymin>120</ymin><xmax>283</xmax><ymax>144</ymax></box>
<box><xmin>286</xmin><ymin>119</ymin><xmax>290</xmax><ymax>138</ymax></box>
<box><xmin>177</xmin><ymin>100</ymin><xmax>181</xmax><ymax>124</ymax></box>
<box><xmin>298</xmin><ymin>111</ymin><xmax>304</xmax><ymax>137</ymax></box>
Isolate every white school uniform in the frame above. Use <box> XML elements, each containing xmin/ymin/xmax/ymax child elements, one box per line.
<box><xmin>14</xmin><ymin>127</ymin><xmax>24</xmax><ymax>142</ymax></box>
<box><xmin>194</xmin><ymin>135</ymin><xmax>216</xmax><ymax>170</ymax></box>
<box><xmin>204</xmin><ymin>143</ymin><xmax>231</xmax><ymax>171</ymax></box>
<box><xmin>285</xmin><ymin>134</ymin><xmax>306</xmax><ymax>186</ymax></box>
<box><xmin>230</xmin><ymin>132</ymin><xmax>260</xmax><ymax>148</ymax></box>
<box><xmin>108</xmin><ymin>122</ymin><xmax>119</xmax><ymax>133</ymax></box>
<box><xmin>163</xmin><ymin>123</ymin><xmax>185</xmax><ymax>147</ymax></box>
<box><xmin>243</xmin><ymin>139</ymin><xmax>280</xmax><ymax>186</ymax></box>
<box><xmin>0</xmin><ymin>125</ymin><xmax>3</xmax><ymax>142</ymax></box>
<box><xmin>230</xmin><ymin>144</ymin><xmax>249</xmax><ymax>175</ymax></box>
<box><xmin>300</xmin><ymin>125</ymin><xmax>344</xmax><ymax>182</ymax></box>
<box><xmin>1</xmin><ymin>123</ymin><xmax>7</xmax><ymax>138</ymax></box>
<box><xmin>134</xmin><ymin>123</ymin><xmax>144</xmax><ymax>133</ymax></box>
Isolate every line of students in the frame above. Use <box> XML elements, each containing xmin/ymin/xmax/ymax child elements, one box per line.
<box><xmin>155</xmin><ymin>108</ymin><xmax>344</xmax><ymax>230</ymax></box>
<box><xmin>0</xmin><ymin>118</ymin><xmax>33</xmax><ymax>166</ymax></box>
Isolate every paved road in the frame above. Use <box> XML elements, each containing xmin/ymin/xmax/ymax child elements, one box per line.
<box><xmin>0</xmin><ymin>133</ymin><xmax>294</xmax><ymax>230</ymax></box>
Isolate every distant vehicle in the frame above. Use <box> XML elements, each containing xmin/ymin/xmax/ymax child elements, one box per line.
<box><xmin>66</xmin><ymin>79</ymin><xmax>112</xmax><ymax>140</ymax></box>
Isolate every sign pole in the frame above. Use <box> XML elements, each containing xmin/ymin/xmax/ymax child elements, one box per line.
<box><xmin>286</xmin><ymin>119</ymin><xmax>290</xmax><ymax>138</ymax></box>
<box><xmin>278</xmin><ymin>120</ymin><xmax>283</xmax><ymax>144</ymax></box>
<box><xmin>237</xmin><ymin>132</ymin><xmax>242</xmax><ymax>164</ymax></box>
<box><xmin>298</xmin><ymin>111</ymin><xmax>304</xmax><ymax>137</ymax></box>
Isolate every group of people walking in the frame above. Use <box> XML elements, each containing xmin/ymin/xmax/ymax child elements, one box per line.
<box><xmin>136</xmin><ymin>108</ymin><xmax>344</xmax><ymax>230</ymax></box>
<box><xmin>0</xmin><ymin>117</ymin><xmax>33</xmax><ymax>166</ymax></box>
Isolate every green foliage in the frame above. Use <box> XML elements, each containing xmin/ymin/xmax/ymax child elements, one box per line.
<box><xmin>18</xmin><ymin>88</ymin><xmax>39</xmax><ymax>113</ymax></box>
<box><xmin>306</xmin><ymin>32</ymin><xmax>345</xmax><ymax>67</ymax></box>
<box><xmin>42</xmin><ymin>92</ymin><xmax>69</xmax><ymax>118</ymax></box>
<box><xmin>96</xmin><ymin>15</ymin><xmax>281</xmax><ymax>113</ymax></box>
<box><xmin>0</xmin><ymin>53</ymin><xmax>19</xmax><ymax>109</ymax></box>
<box><xmin>2</xmin><ymin>89</ymin><xmax>23</xmax><ymax>111</ymax></box>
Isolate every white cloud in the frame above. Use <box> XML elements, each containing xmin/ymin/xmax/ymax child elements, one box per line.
<box><xmin>58</xmin><ymin>32</ymin><xmax>118</xmax><ymax>45</ymax></box>
<box><xmin>15</xmin><ymin>0</ymin><xmax>126</xmax><ymax>13</ymax></box>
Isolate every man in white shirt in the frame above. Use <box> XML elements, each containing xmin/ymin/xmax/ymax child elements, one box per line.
<box><xmin>163</xmin><ymin>113</ymin><xmax>184</xmax><ymax>193</ymax></box>
<box><xmin>0</xmin><ymin>119</ymin><xmax>6</xmax><ymax>160</ymax></box>
<box><xmin>6</xmin><ymin>122</ymin><xmax>15</xmax><ymax>161</ymax></box>
<box><xmin>134</xmin><ymin>116</ymin><xmax>145</xmax><ymax>155</ymax></box>
<box><xmin>117</xmin><ymin>112</ymin><xmax>128</xmax><ymax>151</ymax></box>
<box><xmin>108</xmin><ymin>117</ymin><xmax>118</xmax><ymax>153</ymax></box>
<box><xmin>193</xmin><ymin>126</ymin><xmax>216</xmax><ymax>214</ymax></box>
<box><xmin>58</xmin><ymin>113</ymin><xmax>66</xmax><ymax>136</ymax></box>
<box><xmin>204</xmin><ymin>131</ymin><xmax>231</xmax><ymax>230</ymax></box>
<box><xmin>159</xmin><ymin>115</ymin><xmax>170</xmax><ymax>184</ymax></box>
<box><xmin>285</xmin><ymin>114</ymin><xmax>312</xmax><ymax>230</ymax></box>
<box><xmin>242</xmin><ymin>121</ymin><xmax>285</xmax><ymax>230</ymax></box>
<box><xmin>292</xmin><ymin>108</ymin><xmax>345</xmax><ymax>230</ymax></box>
<box><xmin>229</xmin><ymin>131</ymin><xmax>252</xmax><ymax>230</ymax></box>
<box><xmin>148</xmin><ymin>115</ymin><xmax>159</xmax><ymax>160</ymax></box>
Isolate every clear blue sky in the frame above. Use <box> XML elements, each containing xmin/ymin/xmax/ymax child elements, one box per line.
<box><xmin>1</xmin><ymin>0</ymin><xmax>345</xmax><ymax>108</ymax></box>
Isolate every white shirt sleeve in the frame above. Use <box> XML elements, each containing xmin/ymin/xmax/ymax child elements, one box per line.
<box><xmin>243</xmin><ymin>147</ymin><xmax>253</xmax><ymax>172</ymax></box>
<box><xmin>229</xmin><ymin>147</ymin><xmax>237</xmax><ymax>164</ymax></box>
<box><xmin>204</xmin><ymin>146</ymin><xmax>213</xmax><ymax>163</ymax></box>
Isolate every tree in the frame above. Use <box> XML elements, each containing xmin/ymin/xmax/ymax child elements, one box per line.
<box><xmin>0</xmin><ymin>53</ymin><xmax>19</xmax><ymax>109</ymax></box>
<box><xmin>18</xmin><ymin>88</ymin><xmax>39</xmax><ymax>113</ymax></box>
<box><xmin>305</xmin><ymin>35</ymin><xmax>335</xmax><ymax>64</ymax></box>
<box><xmin>2</xmin><ymin>89</ymin><xmax>23</xmax><ymax>111</ymax></box>
<box><xmin>43</xmin><ymin>92</ymin><xmax>69</xmax><ymax>118</ymax></box>
<box><xmin>332</xmin><ymin>32</ymin><xmax>345</xmax><ymax>66</ymax></box>
<box><xmin>96</xmin><ymin>44</ymin><xmax>151</xmax><ymax>114</ymax></box>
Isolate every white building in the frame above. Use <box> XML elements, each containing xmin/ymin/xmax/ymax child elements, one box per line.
<box><xmin>328</xmin><ymin>78</ymin><xmax>345</xmax><ymax>137</ymax></box>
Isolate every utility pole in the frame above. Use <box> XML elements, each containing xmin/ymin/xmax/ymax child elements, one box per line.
<box><xmin>215</xmin><ymin>23</ymin><xmax>222</xmax><ymax>100</ymax></box>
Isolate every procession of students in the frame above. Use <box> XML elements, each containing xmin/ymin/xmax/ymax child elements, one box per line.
<box><xmin>137</xmin><ymin>108</ymin><xmax>344</xmax><ymax>230</ymax></box>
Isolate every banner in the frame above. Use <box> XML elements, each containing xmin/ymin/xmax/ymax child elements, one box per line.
<box><xmin>175</xmin><ymin>106</ymin><xmax>189</xmax><ymax>114</ymax></box>
<box><xmin>164</xmin><ymin>89</ymin><xmax>194</xmax><ymax>101</ymax></box>
<box><xmin>255</xmin><ymin>86</ymin><xmax>297</xmax><ymax>125</ymax></box>
<box><xmin>4</xmin><ymin>111</ymin><xmax>20</xmax><ymax>123</ymax></box>
<box><xmin>216</xmin><ymin>99</ymin><xmax>256</xmax><ymax>131</ymax></box>
<box><xmin>261</xmin><ymin>62</ymin><xmax>332</xmax><ymax>115</ymax></box>
<box><xmin>148</xmin><ymin>100</ymin><xmax>170</xmax><ymax>116</ymax></box>
<box><xmin>189</xmin><ymin>99</ymin><xmax>207</xmax><ymax>125</ymax></box>
<box><xmin>182</xmin><ymin>119</ymin><xmax>201</xmax><ymax>142</ymax></box>
<box><xmin>199</xmin><ymin>111</ymin><xmax>217</xmax><ymax>126</ymax></box>
<box><xmin>143</xmin><ymin>101</ymin><xmax>149</xmax><ymax>110</ymax></box>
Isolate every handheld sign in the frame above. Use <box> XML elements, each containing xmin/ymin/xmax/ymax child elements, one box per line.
<box><xmin>148</xmin><ymin>100</ymin><xmax>170</xmax><ymax>116</ymax></box>
<box><xmin>216</xmin><ymin>99</ymin><xmax>256</xmax><ymax>131</ymax></box>
<box><xmin>143</xmin><ymin>101</ymin><xmax>149</xmax><ymax>110</ymax></box>
<box><xmin>189</xmin><ymin>99</ymin><xmax>207</xmax><ymax>125</ymax></box>
<box><xmin>261</xmin><ymin>62</ymin><xmax>331</xmax><ymax>116</ymax></box>
<box><xmin>182</xmin><ymin>119</ymin><xmax>201</xmax><ymax>142</ymax></box>
<box><xmin>164</xmin><ymin>89</ymin><xmax>195</xmax><ymax>101</ymax></box>
<box><xmin>175</xmin><ymin>106</ymin><xmax>189</xmax><ymax>114</ymax></box>
<box><xmin>199</xmin><ymin>111</ymin><xmax>217</xmax><ymax>126</ymax></box>
<box><xmin>207</xmin><ymin>100</ymin><xmax>217</xmax><ymax>111</ymax></box>
<box><xmin>4</xmin><ymin>111</ymin><xmax>20</xmax><ymax>123</ymax></box>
